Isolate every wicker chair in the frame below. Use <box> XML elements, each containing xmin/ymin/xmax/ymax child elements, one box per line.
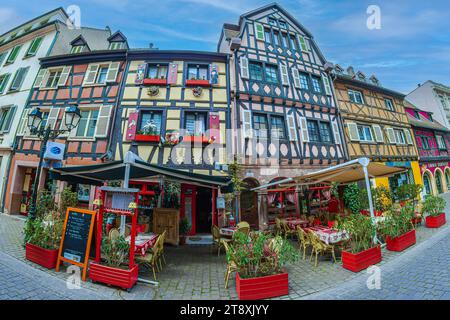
<box><xmin>296</xmin><ymin>227</ymin><xmax>312</xmax><ymax>260</ymax></box>
<box><xmin>275</xmin><ymin>218</ymin><xmax>284</xmax><ymax>237</ymax></box>
<box><xmin>280</xmin><ymin>219</ymin><xmax>296</xmax><ymax>239</ymax></box>
<box><xmin>309</xmin><ymin>232</ymin><xmax>336</xmax><ymax>267</ymax></box>
<box><xmin>236</xmin><ymin>221</ymin><xmax>250</xmax><ymax>236</ymax></box>
<box><xmin>157</xmin><ymin>230</ymin><xmax>167</xmax><ymax>268</ymax></box>
<box><xmin>212</xmin><ymin>225</ymin><xmax>230</xmax><ymax>256</ymax></box>
<box><xmin>135</xmin><ymin>239</ymin><xmax>161</xmax><ymax>280</ymax></box>
<box><xmin>222</xmin><ymin>239</ymin><xmax>238</xmax><ymax>289</ymax></box>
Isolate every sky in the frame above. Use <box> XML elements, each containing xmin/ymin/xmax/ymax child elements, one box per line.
<box><xmin>1</xmin><ymin>0</ymin><xmax>449</xmax><ymax>94</ymax></box>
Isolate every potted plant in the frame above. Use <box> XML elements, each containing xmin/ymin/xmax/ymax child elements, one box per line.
<box><xmin>89</xmin><ymin>235</ymin><xmax>138</xmax><ymax>291</ymax></box>
<box><xmin>135</xmin><ymin>120</ymin><xmax>160</xmax><ymax>142</ymax></box>
<box><xmin>227</xmin><ymin>231</ymin><xmax>298</xmax><ymax>300</ymax></box>
<box><xmin>179</xmin><ymin>218</ymin><xmax>191</xmax><ymax>245</ymax></box>
<box><xmin>343</xmin><ymin>183</ymin><xmax>362</xmax><ymax>214</ymax></box>
<box><xmin>336</xmin><ymin>214</ymin><xmax>381</xmax><ymax>272</ymax></box>
<box><xmin>378</xmin><ymin>203</ymin><xmax>416</xmax><ymax>252</ymax></box>
<box><xmin>422</xmin><ymin>195</ymin><xmax>446</xmax><ymax>228</ymax></box>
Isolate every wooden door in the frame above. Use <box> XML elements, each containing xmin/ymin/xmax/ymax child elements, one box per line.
<box><xmin>180</xmin><ymin>185</ymin><xmax>196</xmax><ymax>235</ymax></box>
<box><xmin>153</xmin><ymin>208</ymin><xmax>179</xmax><ymax>245</ymax></box>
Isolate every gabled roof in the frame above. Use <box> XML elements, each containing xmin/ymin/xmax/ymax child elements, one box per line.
<box><xmin>404</xmin><ymin>101</ymin><xmax>450</xmax><ymax>132</ymax></box>
<box><xmin>335</xmin><ymin>73</ymin><xmax>405</xmax><ymax>99</ymax></box>
<box><xmin>70</xmin><ymin>35</ymin><xmax>88</xmax><ymax>46</ymax></box>
<box><xmin>107</xmin><ymin>30</ymin><xmax>127</xmax><ymax>43</ymax></box>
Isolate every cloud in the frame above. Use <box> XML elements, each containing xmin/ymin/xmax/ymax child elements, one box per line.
<box><xmin>0</xmin><ymin>8</ymin><xmax>21</xmax><ymax>35</ymax></box>
<box><xmin>178</xmin><ymin>0</ymin><xmax>253</xmax><ymax>14</ymax></box>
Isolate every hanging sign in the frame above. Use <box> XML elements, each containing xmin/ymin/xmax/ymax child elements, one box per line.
<box><xmin>44</xmin><ymin>141</ymin><xmax>65</xmax><ymax>160</ymax></box>
<box><xmin>56</xmin><ymin>207</ymin><xmax>96</xmax><ymax>281</ymax></box>
<box><xmin>135</xmin><ymin>64</ymin><xmax>146</xmax><ymax>84</ymax></box>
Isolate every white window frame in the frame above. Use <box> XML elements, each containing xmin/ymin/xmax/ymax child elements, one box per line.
<box><xmin>348</xmin><ymin>89</ymin><xmax>364</xmax><ymax>104</ymax></box>
<box><xmin>394</xmin><ymin>129</ymin><xmax>406</xmax><ymax>145</ymax></box>
<box><xmin>357</xmin><ymin>124</ymin><xmax>374</xmax><ymax>142</ymax></box>
<box><xmin>70</xmin><ymin>45</ymin><xmax>84</xmax><ymax>54</ymax></box>
<box><xmin>436</xmin><ymin>135</ymin><xmax>446</xmax><ymax>149</ymax></box>
<box><xmin>71</xmin><ymin>108</ymin><xmax>99</xmax><ymax>139</ymax></box>
<box><xmin>43</xmin><ymin>68</ymin><xmax>63</xmax><ymax>88</ymax></box>
<box><xmin>384</xmin><ymin>98</ymin><xmax>395</xmax><ymax>111</ymax></box>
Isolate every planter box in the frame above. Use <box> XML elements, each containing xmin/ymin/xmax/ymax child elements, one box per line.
<box><xmin>186</xmin><ymin>79</ymin><xmax>210</xmax><ymax>87</ymax></box>
<box><xmin>89</xmin><ymin>262</ymin><xmax>138</xmax><ymax>290</ymax></box>
<box><xmin>183</xmin><ymin>136</ymin><xmax>210</xmax><ymax>144</ymax></box>
<box><xmin>342</xmin><ymin>245</ymin><xmax>381</xmax><ymax>273</ymax></box>
<box><xmin>25</xmin><ymin>243</ymin><xmax>58</xmax><ymax>269</ymax></box>
<box><xmin>386</xmin><ymin>229</ymin><xmax>416</xmax><ymax>252</ymax></box>
<box><xmin>143</xmin><ymin>78</ymin><xmax>167</xmax><ymax>86</ymax></box>
<box><xmin>236</xmin><ymin>271</ymin><xmax>288</xmax><ymax>300</ymax></box>
<box><xmin>135</xmin><ymin>134</ymin><xmax>160</xmax><ymax>142</ymax></box>
<box><xmin>425</xmin><ymin>213</ymin><xmax>446</xmax><ymax>228</ymax></box>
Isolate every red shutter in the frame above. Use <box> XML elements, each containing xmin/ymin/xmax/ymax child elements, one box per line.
<box><xmin>209</xmin><ymin>112</ymin><xmax>220</xmax><ymax>143</ymax></box>
<box><xmin>167</xmin><ymin>63</ymin><xmax>178</xmax><ymax>84</ymax></box>
<box><xmin>126</xmin><ymin>111</ymin><xmax>139</xmax><ymax>141</ymax></box>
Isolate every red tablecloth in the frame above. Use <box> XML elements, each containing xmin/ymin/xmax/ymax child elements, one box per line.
<box><xmin>126</xmin><ymin>233</ymin><xmax>158</xmax><ymax>257</ymax></box>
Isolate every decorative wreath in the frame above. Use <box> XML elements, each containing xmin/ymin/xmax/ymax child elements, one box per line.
<box><xmin>147</xmin><ymin>86</ymin><xmax>159</xmax><ymax>96</ymax></box>
<box><xmin>192</xmin><ymin>86</ymin><xmax>203</xmax><ymax>97</ymax></box>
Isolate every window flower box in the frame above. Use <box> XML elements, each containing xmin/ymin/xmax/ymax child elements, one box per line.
<box><xmin>134</xmin><ymin>134</ymin><xmax>161</xmax><ymax>143</ymax></box>
<box><xmin>143</xmin><ymin>78</ymin><xmax>167</xmax><ymax>86</ymax></box>
<box><xmin>425</xmin><ymin>213</ymin><xmax>446</xmax><ymax>228</ymax></box>
<box><xmin>25</xmin><ymin>243</ymin><xmax>58</xmax><ymax>269</ymax></box>
<box><xmin>236</xmin><ymin>271</ymin><xmax>288</xmax><ymax>300</ymax></box>
<box><xmin>185</xmin><ymin>79</ymin><xmax>210</xmax><ymax>87</ymax></box>
<box><xmin>341</xmin><ymin>245</ymin><xmax>382</xmax><ymax>273</ymax></box>
<box><xmin>386</xmin><ymin>229</ymin><xmax>416</xmax><ymax>252</ymax></box>
<box><xmin>89</xmin><ymin>262</ymin><xmax>138</xmax><ymax>291</ymax></box>
<box><xmin>183</xmin><ymin>135</ymin><xmax>211</xmax><ymax>144</ymax></box>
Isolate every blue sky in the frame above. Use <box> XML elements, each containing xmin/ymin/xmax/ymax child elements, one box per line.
<box><xmin>1</xmin><ymin>0</ymin><xmax>449</xmax><ymax>93</ymax></box>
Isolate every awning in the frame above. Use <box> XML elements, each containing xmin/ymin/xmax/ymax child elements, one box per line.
<box><xmin>49</xmin><ymin>151</ymin><xmax>231</xmax><ymax>189</ymax></box>
<box><xmin>252</xmin><ymin>158</ymin><xmax>407</xmax><ymax>191</ymax></box>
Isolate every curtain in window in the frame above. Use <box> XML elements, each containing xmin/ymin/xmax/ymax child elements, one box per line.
<box><xmin>267</xmin><ymin>192</ymin><xmax>277</xmax><ymax>206</ymax></box>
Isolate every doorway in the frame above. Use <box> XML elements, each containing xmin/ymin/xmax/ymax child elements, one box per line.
<box><xmin>19</xmin><ymin>168</ymin><xmax>36</xmax><ymax>216</ymax></box>
<box><xmin>195</xmin><ymin>187</ymin><xmax>212</xmax><ymax>233</ymax></box>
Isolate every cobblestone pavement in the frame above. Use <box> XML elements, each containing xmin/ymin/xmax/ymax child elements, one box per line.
<box><xmin>0</xmin><ymin>193</ymin><xmax>449</xmax><ymax>300</ymax></box>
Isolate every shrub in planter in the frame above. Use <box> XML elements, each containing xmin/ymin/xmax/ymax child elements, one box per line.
<box><xmin>227</xmin><ymin>231</ymin><xmax>298</xmax><ymax>300</ymax></box>
<box><xmin>179</xmin><ymin>218</ymin><xmax>191</xmax><ymax>245</ymax></box>
<box><xmin>336</xmin><ymin>214</ymin><xmax>381</xmax><ymax>272</ymax></box>
<box><xmin>423</xmin><ymin>195</ymin><xmax>446</xmax><ymax>228</ymax></box>
<box><xmin>378</xmin><ymin>203</ymin><xmax>416</xmax><ymax>252</ymax></box>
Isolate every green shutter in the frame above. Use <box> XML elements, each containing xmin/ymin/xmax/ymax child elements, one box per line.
<box><xmin>0</xmin><ymin>73</ymin><xmax>11</xmax><ymax>93</ymax></box>
<box><xmin>298</xmin><ymin>35</ymin><xmax>308</xmax><ymax>52</ymax></box>
<box><xmin>1</xmin><ymin>106</ymin><xmax>16</xmax><ymax>133</ymax></box>
<box><xmin>254</xmin><ymin>23</ymin><xmax>264</xmax><ymax>41</ymax></box>
<box><xmin>9</xmin><ymin>67</ymin><xmax>29</xmax><ymax>91</ymax></box>
<box><xmin>6</xmin><ymin>45</ymin><xmax>22</xmax><ymax>64</ymax></box>
<box><xmin>26</xmin><ymin>37</ymin><xmax>43</xmax><ymax>56</ymax></box>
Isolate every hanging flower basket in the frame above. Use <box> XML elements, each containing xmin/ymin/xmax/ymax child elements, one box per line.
<box><xmin>147</xmin><ymin>86</ymin><xmax>160</xmax><ymax>96</ymax></box>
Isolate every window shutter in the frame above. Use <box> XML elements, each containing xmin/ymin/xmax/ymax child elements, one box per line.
<box><xmin>241</xmin><ymin>109</ymin><xmax>252</xmax><ymax>138</ymax></box>
<box><xmin>34</xmin><ymin>69</ymin><xmax>47</xmax><ymax>88</ymax></box>
<box><xmin>240</xmin><ymin>56</ymin><xmax>249</xmax><ymax>79</ymax></box>
<box><xmin>322</xmin><ymin>75</ymin><xmax>332</xmax><ymax>96</ymax></box>
<box><xmin>106</xmin><ymin>62</ymin><xmax>120</xmax><ymax>83</ymax></box>
<box><xmin>83</xmin><ymin>64</ymin><xmax>99</xmax><ymax>85</ymax></box>
<box><xmin>209</xmin><ymin>64</ymin><xmax>219</xmax><ymax>85</ymax></box>
<box><xmin>167</xmin><ymin>63</ymin><xmax>178</xmax><ymax>84</ymax></box>
<box><xmin>57</xmin><ymin>66</ymin><xmax>71</xmax><ymax>87</ymax></box>
<box><xmin>17</xmin><ymin>108</ymin><xmax>31</xmax><ymax>136</ymax></box>
<box><xmin>372</xmin><ymin>125</ymin><xmax>384</xmax><ymax>143</ymax></box>
<box><xmin>298</xmin><ymin>116</ymin><xmax>309</xmax><ymax>142</ymax></box>
<box><xmin>347</xmin><ymin>122</ymin><xmax>360</xmax><ymax>141</ymax></box>
<box><xmin>332</xmin><ymin>120</ymin><xmax>341</xmax><ymax>144</ymax></box>
<box><xmin>254</xmin><ymin>22</ymin><xmax>264</xmax><ymax>41</ymax></box>
<box><xmin>46</xmin><ymin>107</ymin><xmax>60</xmax><ymax>130</ymax></box>
<box><xmin>27</xmin><ymin>37</ymin><xmax>43</xmax><ymax>56</ymax></box>
<box><xmin>297</xmin><ymin>35</ymin><xmax>309</xmax><ymax>52</ymax></box>
<box><xmin>126</xmin><ymin>111</ymin><xmax>138</xmax><ymax>141</ymax></box>
<box><xmin>404</xmin><ymin>128</ymin><xmax>413</xmax><ymax>145</ymax></box>
<box><xmin>1</xmin><ymin>106</ymin><xmax>16</xmax><ymax>133</ymax></box>
<box><xmin>9</xmin><ymin>67</ymin><xmax>29</xmax><ymax>91</ymax></box>
<box><xmin>292</xmin><ymin>68</ymin><xmax>300</xmax><ymax>88</ymax></box>
<box><xmin>94</xmin><ymin>105</ymin><xmax>113</xmax><ymax>138</ymax></box>
<box><xmin>0</xmin><ymin>74</ymin><xmax>11</xmax><ymax>93</ymax></box>
<box><xmin>286</xmin><ymin>114</ymin><xmax>298</xmax><ymax>141</ymax></box>
<box><xmin>386</xmin><ymin>127</ymin><xmax>396</xmax><ymax>144</ymax></box>
<box><xmin>280</xmin><ymin>63</ymin><xmax>289</xmax><ymax>86</ymax></box>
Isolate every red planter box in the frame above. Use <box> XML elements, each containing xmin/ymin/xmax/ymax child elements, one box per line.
<box><xmin>89</xmin><ymin>262</ymin><xmax>138</xmax><ymax>290</ymax></box>
<box><xmin>425</xmin><ymin>213</ymin><xmax>446</xmax><ymax>228</ymax></box>
<box><xmin>186</xmin><ymin>79</ymin><xmax>210</xmax><ymax>87</ymax></box>
<box><xmin>386</xmin><ymin>229</ymin><xmax>416</xmax><ymax>252</ymax></box>
<box><xmin>183</xmin><ymin>136</ymin><xmax>210</xmax><ymax>144</ymax></box>
<box><xmin>25</xmin><ymin>243</ymin><xmax>58</xmax><ymax>269</ymax></box>
<box><xmin>342</xmin><ymin>245</ymin><xmax>382</xmax><ymax>273</ymax></box>
<box><xmin>134</xmin><ymin>134</ymin><xmax>160</xmax><ymax>142</ymax></box>
<box><xmin>236</xmin><ymin>271</ymin><xmax>288</xmax><ymax>300</ymax></box>
<box><xmin>143</xmin><ymin>78</ymin><xmax>167</xmax><ymax>86</ymax></box>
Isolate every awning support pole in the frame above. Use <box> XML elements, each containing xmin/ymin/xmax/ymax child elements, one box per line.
<box><xmin>361</xmin><ymin>159</ymin><xmax>380</xmax><ymax>245</ymax></box>
<box><xmin>120</xmin><ymin>162</ymin><xmax>131</xmax><ymax>236</ymax></box>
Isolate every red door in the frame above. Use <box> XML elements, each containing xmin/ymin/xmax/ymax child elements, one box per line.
<box><xmin>180</xmin><ymin>184</ymin><xmax>196</xmax><ymax>235</ymax></box>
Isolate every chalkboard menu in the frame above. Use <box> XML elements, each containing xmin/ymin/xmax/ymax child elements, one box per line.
<box><xmin>56</xmin><ymin>207</ymin><xmax>96</xmax><ymax>281</ymax></box>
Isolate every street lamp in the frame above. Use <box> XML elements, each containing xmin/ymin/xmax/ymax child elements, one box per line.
<box><xmin>27</xmin><ymin>105</ymin><xmax>81</xmax><ymax>219</ymax></box>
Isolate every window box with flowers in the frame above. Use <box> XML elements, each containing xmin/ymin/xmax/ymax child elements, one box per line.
<box><xmin>135</xmin><ymin>112</ymin><xmax>162</xmax><ymax>143</ymax></box>
<box><xmin>186</xmin><ymin>64</ymin><xmax>210</xmax><ymax>87</ymax></box>
<box><xmin>143</xmin><ymin>64</ymin><xmax>168</xmax><ymax>86</ymax></box>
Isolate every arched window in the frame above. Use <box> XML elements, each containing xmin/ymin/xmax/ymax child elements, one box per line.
<box><xmin>445</xmin><ymin>169</ymin><xmax>450</xmax><ymax>189</ymax></box>
<box><xmin>435</xmin><ymin>170</ymin><xmax>444</xmax><ymax>194</ymax></box>
<box><xmin>423</xmin><ymin>173</ymin><xmax>432</xmax><ymax>195</ymax></box>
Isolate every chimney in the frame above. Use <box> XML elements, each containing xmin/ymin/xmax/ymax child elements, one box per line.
<box><xmin>347</xmin><ymin>66</ymin><xmax>355</xmax><ymax>77</ymax></box>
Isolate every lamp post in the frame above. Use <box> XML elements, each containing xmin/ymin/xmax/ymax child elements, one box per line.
<box><xmin>27</xmin><ymin>105</ymin><xmax>81</xmax><ymax>219</ymax></box>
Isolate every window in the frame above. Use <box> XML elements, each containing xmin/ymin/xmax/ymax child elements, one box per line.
<box><xmin>319</xmin><ymin>122</ymin><xmax>332</xmax><ymax>143</ymax></box>
<box><xmin>109</xmin><ymin>42</ymin><xmax>123</xmax><ymax>50</ymax></box>
<box><xmin>185</xmin><ymin>112</ymin><xmax>206</xmax><ymax>136</ymax></box>
<box><xmin>0</xmin><ymin>107</ymin><xmax>14</xmax><ymax>132</ymax></box>
<box><xmin>70</xmin><ymin>45</ymin><xmax>84</xmax><ymax>54</ymax></box>
<box><xmin>187</xmin><ymin>65</ymin><xmax>208</xmax><ymax>80</ymax></box>
<box><xmin>394</xmin><ymin>129</ymin><xmax>406</xmax><ymax>144</ymax></box>
<box><xmin>253</xmin><ymin>114</ymin><xmax>268</xmax><ymax>138</ymax></box>
<box><xmin>25</xmin><ymin>37</ymin><xmax>43</xmax><ymax>57</ymax></box>
<box><xmin>307</xmin><ymin>120</ymin><xmax>320</xmax><ymax>142</ymax></box>
<box><xmin>384</xmin><ymin>98</ymin><xmax>395</xmax><ymax>111</ymax></box>
<box><xmin>264</xmin><ymin>64</ymin><xmax>278</xmax><ymax>84</ymax></box>
<box><xmin>268</xmin><ymin>18</ymin><xmax>277</xmax><ymax>26</ymax></box>
<box><xmin>249</xmin><ymin>62</ymin><xmax>263</xmax><ymax>81</ymax></box>
<box><xmin>76</xmin><ymin>109</ymin><xmax>99</xmax><ymax>137</ymax></box>
<box><xmin>139</xmin><ymin>111</ymin><xmax>162</xmax><ymax>135</ymax></box>
<box><xmin>299</xmin><ymin>73</ymin><xmax>309</xmax><ymax>90</ymax></box>
<box><xmin>45</xmin><ymin>69</ymin><xmax>62</xmax><ymax>88</ymax></box>
<box><xmin>0</xmin><ymin>52</ymin><xmax>7</xmax><ymax>67</ymax></box>
<box><xmin>0</xmin><ymin>74</ymin><xmax>11</xmax><ymax>94</ymax></box>
<box><xmin>264</xmin><ymin>29</ymin><xmax>272</xmax><ymax>43</ymax></box>
<box><xmin>147</xmin><ymin>64</ymin><xmax>168</xmax><ymax>79</ymax></box>
<box><xmin>83</xmin><ymin>62</ymin><xmax>119</xmax><ymax>85</ymax></box>
<box><xmin>281</xmin><ymin>33</ymin><xmax>289</xmax><ymax>48</ymax></box>
<box><xmin>273</xmin><ymin>31</ymin><xmax>280</xmax><ymax>46</ymax></box>
<box><xmin>436</xmin><ymin>135</ymin><xmax>446</xmax><ymax>149</ymax></box>
<box><xmin>96</xmin><ymin>66</ymin><xmax>109</xmax><ymax>84</ymax></box>
<box><xmin>357</xmin><ymin>125</ymin><xmax>374</xmax><ymax>142</ymax></box>
<box><xmin>279</xmin><ymin>21</ymin><xmax>287</xmax><ymax>29</ymax></box>
<box><xmin>9</xmin><ymin>67</ymin><xmax>28</xmax><ymax>91</ymax></box>
<box><xmin>311</xmin><ymin>76</ymin><xmax>322</xmax><ymax>93</ymax></box>
<box><xmin>413</xmin><ymin>110</ymin><xmax>420</xmax><ymax>119</ymax></box>
<box><xmin>270</xmin><ymin>116</ymin><xmax>286</xmax><ymax>139</ymax></box>
<box><xmin>5</xmin><ymin>45</ymin><xmax>22</xmax><ymax>64</ymax></box>
<box><xmin>289</xmin><ymin>35</ymin><xmax>298</xmax><ymax>51</ymax></box>
<box><xmin>348</xmin><ymin>89</ymin><xmax>364</xmax><ymax>104</ymax></box>
<box><xmin>439</xmin><ymin>96</ymin><xmax>448</xmax><ymax>110</ymax></box>
<box><xmin>421</xmin><ymin>136</ymin><xmax>430</xmax><ymax>149</ymax></box>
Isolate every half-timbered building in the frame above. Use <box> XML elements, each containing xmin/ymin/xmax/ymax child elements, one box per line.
<box><xmin>4</xmin><ymin>48</ymin><xmax>127</xmax><ymax>215</ymax></box>
<box><xmin>114</xmin><ymin>49</ymin><xmax>230</xmax><ymax>236</ymax></box>
<box><xmin>332</xmin><ymin>66</ymin><xmax>422</xmax><ymax>192</ymax></box>
<box><xmin>404</xmin><ymin>101</ymin><xmax>450</xmax><ymax>196</ymax></box>
<box><xmin>217</xmin><ymin>4</ymin><xmax>347</xmax><ymax>227</ymax></box>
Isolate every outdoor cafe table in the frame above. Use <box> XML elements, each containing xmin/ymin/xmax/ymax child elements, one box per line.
<box><xmin>304</xmin><ymin>225</ymin><xmax>349</xmax><ymax>245</ymax></box>
<box><xmin>220</xmin><ymin>226</ymin><xmax>237</xmax><ymax>238</ymax></box>
<box><xmin>126</xmin><ymin>232</ymin><xmax>158</xmax><ymax>257</ymax></box>
<box><xmin>285</xmin><ymin>217</ymin><xmax>310</xmax><ymax>229</ymax></box>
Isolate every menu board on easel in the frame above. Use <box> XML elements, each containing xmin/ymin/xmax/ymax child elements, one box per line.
<box><xmin>56</xmin><ymin>207</ymin><xmax>96</xmax><ymax>281</ymax></box>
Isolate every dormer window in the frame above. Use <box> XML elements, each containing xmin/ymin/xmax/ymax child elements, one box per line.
<box><xmin>109</xmin><ymin>42</ymin><xmax>124</xmax><ymax>50</ymax></box>
<box><xmin>413</xmin><ymin>110</ymin><xmax>420</xmax><ymax>119</ymax></box>
<box><xmin>279</xmin><ymin>21</ymin><xmax>287</xmax><ymax>29</ymax></box>
<box><xmin>71</xmin><ymin>45</ymin><xmax>84</xmax><ymax>54</ymax></box>
<box><xmin>107</xmin><ymin>31</ymin><xmax>128</xmax><ymax>51</ymax></box>
<box><xmin>268</xmin><ymin>18</ymin><xmax>277</xmax><ymax>26</ymax></box>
